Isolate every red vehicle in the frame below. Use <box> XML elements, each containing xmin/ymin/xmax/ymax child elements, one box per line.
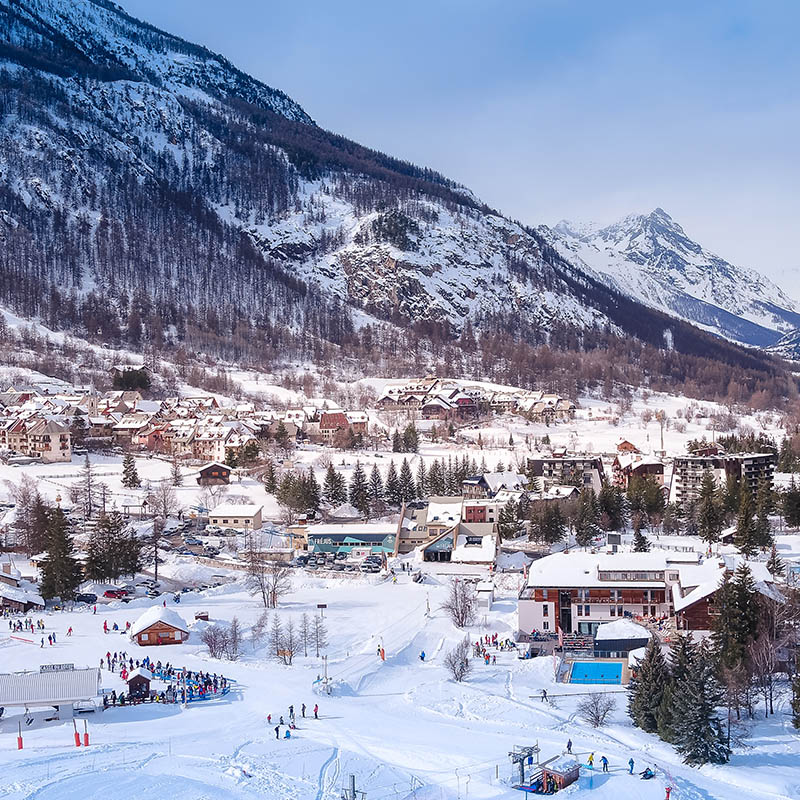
<box><xmin>103</xmin><ymin>589</ymin><xmax>125</xmax><ymax>599</ymax></box>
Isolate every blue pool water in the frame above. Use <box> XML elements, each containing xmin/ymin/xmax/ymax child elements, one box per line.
<box><xmin>570</xmin><ymin>661</ymin><xmax>622</xmax><ymax>684</ymax></box>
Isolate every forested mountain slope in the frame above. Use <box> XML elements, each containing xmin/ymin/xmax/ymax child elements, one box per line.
<box><xmin>0</xmin><ymin>0</ymin><xmax>793</xmax><ymax>405</ymax></box>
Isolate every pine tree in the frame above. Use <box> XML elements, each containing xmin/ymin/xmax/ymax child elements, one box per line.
<box><xmin>657</xmin><ymin>633</ymin><xmax>697</xmax><ymax>743</ymax></box>
<box><xmin>39</xmin><ymin>508</ymin><xmax>83</xmax><ymax>600</ymax></box>
<box><xmin>263</xmin><ymin>459</ymin><xmax>278</xmax><ymax>493</ymax></box>
<box><xmin>754</xmin><ymin>477</ymin><xmax>774</xmax><ymax>550</ymax></box>
<box><xmin>121</xmin><ymin>452</ymin><xmax>141</xmax><ymax>489</ymax></box>
<box><xmin>712</xmin><ymin>564</ymin><xmax>760</xmax><ymax>669</ymax></box>
<box><xmin>77</xmin><ymin>454</ymin><xmax>99</xmax><ymax>519</ymax></box>
<box><xmin>392</xmin><ymin>430</ymin><xmax>403</xmax><ymax>453</ymax></box>
<box><xmin>368</xmin><ymin>464</ymin><xmax>385</xmax><ymax>515</ymax></box>
<box><xmin>531</xmin><ymin>504</ymin><xmax>565</xmax><ymax>544</ymax></box>
<box><xmin>792</xmin><ymin>672</ymin><xmax>800</xmax><ymax>729</ymax></box>
<box><xmin>385</xmin><ymin>460</ymin><xmax>401</xmax><ymax>506</ymax></box>
<box><xmin>574</xmin><ymin>489</ymin><xmax>599</xmax><ymax>548</ymax></box>
<box><xmin>303</xmin><ymin>468</ymin><xmax>321</xmax><ymax>513</ymax></box>
<box><xmin>628</xmin><ymin>637</ymin><xmax>669</xmax><ymax>733</ymax></box>
<box><xmin>225</xmin><ymin>447</ymin><xmax>238</xmax><ymax>468</ymax></box>
<box><xmin>766</xmin><ymin>544</ymin><xmax>785</xmax><ymax>577</ymax></box>
<box><xmin>427</xmin><ymin>459</ymin><xmax>445</xmax><ymax>495</ymax></box>
<box><xmin>697</xmin><ymin>470</ymin><xmax>723</xmax><ymax>543</ymax></box>
<box><xmin>672</xmin><ymin>641</ymin><xmax>730</xmax><ymax>765</ymax></box>
<box><xmin>171</xmin><ymin>454</ymin><xmax>183</xmax><ymax>487</ymax></box>
<box><xmin>498</xmin><ymin>499</ymin><xmax>520</xmax><ymax>539</ymax></box>
<box><xmin>415</xmin><ymin>459</ymin><xmax>428</xmax><ymax>499</ymax></box>
<box><xmin>633</xmin><ymin>526</ymin><xmax>651</xmax><ymax>552</ymax></box>
<box><xmin>783</xmin><ymin>478</ymin><xmax>800</xmax><ymax>527</ymax></box>
<box><xmin>403</xmin><ymin>423</ymin><xmax>419</xmax><ymax>453</ymax></box>
<box><xmin>398</xmin><ymin>458</ymin><xmax>416</xmax><ymax>502</ymax></box>
<box><xmin>322</xmin><ymin>464</ymin><xmax>346</xmax><ymax>506</ymax></box>
<box><xmin>734</xmin><ymin>487</ymin><xmax>757</xmax><ymax>557</ymax></box>
<box><xmin>349</xmin><ymin>461</ymin><xmax>370</xmax><ymax>517</ymax></box>
<box><xmin>597</xmin><ymin>483</ymin><xmax>625</xmax><ymax>531</ymax></box>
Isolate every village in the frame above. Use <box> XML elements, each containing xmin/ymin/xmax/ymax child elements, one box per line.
<box><xmin>0</xmin><ymin>370</ymin><xmax>798</xmax><ymax>800</ymax></box>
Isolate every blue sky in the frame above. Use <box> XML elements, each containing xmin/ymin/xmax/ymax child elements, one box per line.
<box><xmin>123</xmin><ymin>0</ymin><xmax>800</xmax><ymax>285</ymax></box>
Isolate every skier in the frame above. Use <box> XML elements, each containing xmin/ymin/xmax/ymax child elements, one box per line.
<box><xmin>628</xmin><ymin>758</ymin><xmax>635</xmax><ymax>775</ymax></box>
<box><xmin>588</xmin><ymin>753</ymin><xmax>594</xmax><ymax>769</ymax></box>
<box><xmin>420</xmin><ymin>651</ymin><xmax>426</xmax><ymax>662</ymax></box>
<box><xmin>267</xmin><ymin>714</ymin><xmax>271</xmax><ymax>725</ymax></box>
<box><xmin>314</xmin><ymin>703</ymin><xmax>319</xmax><ymax>719</ymax></box>
<box><xmin>665</xmin><ymin>788</ymin><xmax>671</xmax><ymax>800</ymax></box>
<box><xmin>103</xmin><ymin>620</ymin><xmax>108</xmax><ymax>634</ymax></box>
<box><xmin>274</xmin><ymin>726</ymin><xmax>280</xmax><ymax>740</ymax></box>
<box><xmin>566</xmin><ymin>739</ymin><xmax>572</xmax><ymax>754</ymax></box>
<box><xmin>67</xmin><ymin>627</ymin><xmax>73</xmax><ymax>636</ymax></box>
<box><xmin>600</xmin><ymin>755</ymin><xmax>609</xmax><ymax>773</ymax></box>
<box><xmin>541</xmin><ymin>689</ymin><xmax>547</xmax><ymax>702</ymax></box>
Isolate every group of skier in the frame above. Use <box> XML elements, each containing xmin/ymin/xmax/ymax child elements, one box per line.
<box><xmin>269</xmin><ymin>702</ymin><xmax>319</xmax><ymax>740</ymax></box>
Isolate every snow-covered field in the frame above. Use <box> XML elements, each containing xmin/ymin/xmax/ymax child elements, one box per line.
<box><xmin>1</xmin><ymin>572</ymin><xmax>798</xmax><ymax>799</ymax></box>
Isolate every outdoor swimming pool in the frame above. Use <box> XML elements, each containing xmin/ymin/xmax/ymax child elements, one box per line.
<box><xmin>569</xmin><ymin>661</ymin><xmax>623</xmax><ymax>684</ymax></box>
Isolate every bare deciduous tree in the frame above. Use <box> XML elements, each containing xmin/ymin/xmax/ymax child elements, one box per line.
<box><xmin>313</xmin><ymin>613</ymin><xmax>328</xmax><ymax>657</ymax></box>
<box><xmin>300</xmin><ymin>612</ymin><xmax>310</xmax><ymax>657</ymax></box>
<box><xmin>250</xmin><ymin>610</ymin><xmax>269</xmax><ymax>652</ymax></box>
<box><xmin>441</xmin><ymin>579</ymin><xmax>477</xmax><ymax>628</ymax></box>
<box><xmin>577</xmin><ymin>693</ymin><xmax>616</xmax><ymax>727</ymax></box>
<box><xmin>225</xmin><ymin>616</ymin><xmax>242</xmax><ymax>661</ymax></box>
<box><xmin>201</xmin><ymin>624</ymin><xmax>228</xmax><ymax>659</ymax></box>
<box><xmin>444</xmin><ymin>636</ymin><xmax>472</xmax><ymax>682</ymax></box>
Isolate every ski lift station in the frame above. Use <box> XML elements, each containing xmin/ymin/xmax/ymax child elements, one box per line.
<box><xmin>0</xmin><ymin>664</ymin><xmax>100</xmax><ymax>716</ymax></box>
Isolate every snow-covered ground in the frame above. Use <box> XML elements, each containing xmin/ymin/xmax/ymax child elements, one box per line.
<box><xmin>1</xmin><ymin>572</ymin><xmax>798</xmax><ymax>799</ymax></box>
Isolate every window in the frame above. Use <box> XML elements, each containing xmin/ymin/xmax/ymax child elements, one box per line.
<box><xmin>542</xmin><ymin>621</ymin><xmax>549</xmax><ymax>631</ymax></box>
<box><xmin>542</xmin><ymin>589</ymin><xmax>548</xmax><ymax>600</ymax></box>
<box><xmin>643</xmin><ymin>606</ymin><xmax>649</xmax><ymax>615</ymax></box>
<box><xmin>576</xmin><ymin>605</ymin><xmax>583</xmax><ymax>616</ymax></box>
<box><xmin>141</xmin><ymin>633</ymin><xmax>149</xmax><ymax>641</ymax></box>
<box><xmin>584</xmin><ymin>605</ymin><xmax>590</xmax><ymax>616</ymax></box>
<box><xmin>651</xmin><ymin>606</ymin><xmax>656</xmax><ymax>616</ymax></box>
<box><xmin>617</xmin><ymin>606</ymin><xmax>623</xmax><ymax>616</ymax></box>
<box><xmin>610</xmin><ymin>606</ymin><xmax>616</xmax><ymax>617</ymax></box>
<box><xmin>542</xmin><ymin>605</ymin><xmax>549</xmax><ymax>617</ymax></box>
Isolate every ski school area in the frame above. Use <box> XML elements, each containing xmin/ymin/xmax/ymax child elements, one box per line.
<box><xmin>0</xmin><ymin>571</ymin><xmax>797</xmax><ymax>800</ymax></box>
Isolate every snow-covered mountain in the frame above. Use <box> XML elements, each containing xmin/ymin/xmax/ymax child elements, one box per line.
<box><xmin>547</xmin><ymin>209</ymin><xmax>800</xmax><ymax>349</ymax></box>
<box><xmin>0</xmin><ymin>0</ymin><xmax>791</xmax><ymax>386</ymax></box>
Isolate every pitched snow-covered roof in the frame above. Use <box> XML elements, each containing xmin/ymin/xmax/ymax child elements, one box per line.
<box><xmin>127</xmin><ymin>667</ymin><xmax>153</xmax><ymax>682</ymax></box>
<box><xmin>0</xmin><ymin>582</ymin><xmax>44</xmax><ymax>606</ymax></box>
<box><xmin>130</xmin><ymin>606</ymin><xmax>189</xmax><ymax>638</ymax></box>
<box><xmin>526</xmin><ymin>551</ymin><xmax>672</xmax><ymax>589</ymax></box>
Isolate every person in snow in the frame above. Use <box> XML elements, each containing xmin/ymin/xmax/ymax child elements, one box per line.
<box><xmin>301</xmin><ymin>704</ymin><xmax>306</xmax><ymax>718</ymax></box>
<box><xmin>419</xmin><ymin>651</ymin><xmax>426</xmax><ymax>662</ymax></box>
<box><xmin>628</xmin><ymin>758</ymin><xmax>635</xmax><ymax>774</ymax></box>
<box><xmin>103</xmin><ymin>620</ymin><xmax>108</xmax><ymax>634</ymax></box>
<box><xmin>279</xmin><ymin>715</ymin><xmax>284</xmax><ymax>726</ymax></box>
<box><xmin>267</xmin><ymin>714</ymin><xmax>271</xmax><ymax>724</ymax></box>
<box><xmin>600</xmin><ymin>755</ymin><xmax>609</xmax><ymax>773</ymax></box>
<box><xmin>289</xmin><ymin>705</ymin><xmax>294</xmax><ymax>718</ymax></box>
<box><xmin>274</xmin><ymin>726</ymin><xmax>280</xmax><ymax>740</ymax></box>
<box><xmin>314</xmin><ymin>704</ymin><xmax>319</xmax><ymax>719</ymax></box>
<box><xmin>566</xmin><ymin>739</ymin><xmax>572</xmax><ymax>754</ymax></box>
<box><xmin>284</xmin><ymin>729</ymin><xmax>291</xmax><ymax>739</ymax></box>
<box><xmin>587</xmin><ymin>753</ymin><xmax>594</xmax><ymax>769</ymax></box>
<box><xmin>541</xmin><ymin>689</ymin><xmax>547</xmax><ymax>702</ymax></box>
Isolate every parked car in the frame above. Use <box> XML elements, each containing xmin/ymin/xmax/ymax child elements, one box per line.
<box><xmin>334</xmin><ymin>552</ymin><xmax>347</xmax><ymax>561</ymax></box>
<box><xmin>103</xmin><ymin>589</ymin><xmax>126</xmax><ymax>599</ymax></box>
<box><xmin>184</xmin><ymin>537</ymin><xmax>202</xmax><ymax>546</ymax></box>
<box><xmin>75</xmin><ymin>592</ymin><xmax>97</xmax><ymax>604</ymax></box>
<box><xmin>146</xmin><ymin>588</ymin><xmax>160</xmax><ymax>598</ymax></box>
<box><xmin>120</xmin><ymin>584</ymin><xmax>136</xmax><ymax>595</ymax></box>
<box><xmin>203</xmin><ymin>547</ymin><xmax>220</xmax><ymax>557</ymax></box>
